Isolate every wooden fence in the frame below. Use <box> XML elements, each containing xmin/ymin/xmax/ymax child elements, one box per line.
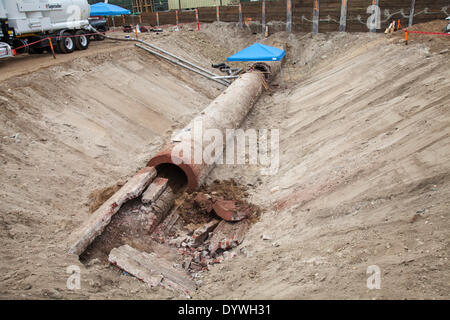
<box><xmin>108</xmin><ymin>1</ymin><xmax>449</xmax><ymax>33</ymax></box>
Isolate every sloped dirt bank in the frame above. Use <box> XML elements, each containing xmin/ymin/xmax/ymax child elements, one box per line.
<box><xmin>1</xmin><ymin>21</ymin><xmax>449</xmax><ymax>299</ymax></box>
<box><xmin>196</xmin><ymin>28</ymin><xmax>450</xmax><ymax>299</ymax></box>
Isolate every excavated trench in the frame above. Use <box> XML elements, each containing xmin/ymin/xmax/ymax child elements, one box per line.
<box><xmin>73</xmin><ymin>59</ymin><xmax>280</xmax><ymax>293</ymax></box>
<box><xmin>2</xmin><ymin>20</ymin><xmax>449</xmax><ymax>299</ymax></box>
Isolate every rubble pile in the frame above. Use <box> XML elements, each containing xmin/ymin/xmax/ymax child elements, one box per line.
<box><xmin>152</xmin><ymin>179</ymin><xmax>259</xmax><ymax>276</ymax></box>
<box><xmin>81</xmin><ymin>178</ymin><xmax>260</xmax><ymax>294</ymax></box>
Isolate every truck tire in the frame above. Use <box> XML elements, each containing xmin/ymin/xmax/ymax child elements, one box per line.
<box><xmin>74</xmin><ymin>30</ymin><xmax>89</xmax><ymax>50</ymax></box>
<box><xmin>58</xmin><ymin>32</ymin><xmax>75</xmax><ymax>54</ymax></box>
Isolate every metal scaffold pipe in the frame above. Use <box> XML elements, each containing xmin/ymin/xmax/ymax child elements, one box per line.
<box><xmin>135</xmin><ymin>44</ymin><xmax>230</xmax><ymax>87</ymax></box>
<box><xmin>137</xmin><ymin>40</ymin><xmax>231</xmax><ymax>85</ymax></box>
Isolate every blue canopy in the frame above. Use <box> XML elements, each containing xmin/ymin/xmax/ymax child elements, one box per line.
<box><xmin>90</xmin><ymin>3</ymin><xmax>131</xmax><ymax>16</ymax></box>
<box><xmin>227</xmin><ymin>43</ymin><xmax>285</xmax><ymax>62</ymax></box>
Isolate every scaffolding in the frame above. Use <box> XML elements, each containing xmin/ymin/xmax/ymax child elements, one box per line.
<box><xmin>133</xmin><ymin>0</ymin><xmax>154</xmax><ymax>13</ymax></box>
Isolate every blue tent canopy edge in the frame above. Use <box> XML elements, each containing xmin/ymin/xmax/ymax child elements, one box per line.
<box><xmin>226</xmin><ymin>43</ymin><xmax>285</xmax><ymax>62</ymax></box>
<box><xmin>90</xmin><ymin>3</ymin><xmax>131</xmax><ymax>16</ymax></box>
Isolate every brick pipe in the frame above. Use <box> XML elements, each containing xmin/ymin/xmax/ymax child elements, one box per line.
<box><xmin>148</xmin><ymin>62</ymin><xmax>280</xmax><ymax>192</ymax></box>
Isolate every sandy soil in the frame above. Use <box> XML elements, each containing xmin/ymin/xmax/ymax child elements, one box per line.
<box><xmin>0</xmin><ymin>21</ymin><xmax>449</xmax><ymax>299</ymax></box>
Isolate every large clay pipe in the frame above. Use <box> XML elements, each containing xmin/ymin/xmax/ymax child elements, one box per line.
<box><xmin>68</xmin><ymin>62</ymin><xmax>280</xmax><ymax>256</ymax></box>
<box><xmin>148</xmin><ymin>62</ymin><xmax>280</xmax><ymax>192</ymax></box>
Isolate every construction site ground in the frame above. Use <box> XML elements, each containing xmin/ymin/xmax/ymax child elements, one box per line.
<box><xmin>0</xmin><ymin>21</ymin><xmax>449</xmax><ymax>299</ymax></box>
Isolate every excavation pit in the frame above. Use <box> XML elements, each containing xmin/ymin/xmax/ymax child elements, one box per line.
<box><xmin>80</xmin><ymin>178</ymin><xmax>260</xmax><ymax>288</ymax></box>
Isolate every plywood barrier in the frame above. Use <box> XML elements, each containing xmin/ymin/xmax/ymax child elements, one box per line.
<box><xmin>108</xmin><ymin>1</ymin><xmax>448</xmax><ymax>33</ymax></box>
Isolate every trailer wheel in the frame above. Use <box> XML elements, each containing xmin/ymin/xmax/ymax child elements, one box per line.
<box><xmin>58</xmin><ymin>32</ymin><xmax>74</xmax><ymax>54</ymax></box>
<box><xmin>74</xmin><ymin>30</ymin><xmax>89</xmax><ymax>50</ymax></box>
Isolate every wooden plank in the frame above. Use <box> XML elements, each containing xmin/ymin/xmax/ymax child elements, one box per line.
<box><xmin>68</xmin><ymin>167</ymin><xmax>156</xmax><ymax>256</ymax></box>
<box><xmin>109</xmin><ymin>245</ymin><xmax>196</xmax><ymax>294</ymax></box>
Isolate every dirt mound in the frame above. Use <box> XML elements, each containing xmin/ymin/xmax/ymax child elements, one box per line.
<box><xmin>388</xmin><ymin>20</ymin><xmax>450</xmax><ymax>53</ymax></box>
<box><xmin>177</xmin><ymin>179</ymin><xmax>261</xmax><ymax>226</ymax></box>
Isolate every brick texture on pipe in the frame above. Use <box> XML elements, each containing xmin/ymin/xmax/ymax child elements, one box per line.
<box><xmin>68</xmin><ymin>167</ymin><xmax>156</xmax><ymax>256</ymax></box>
<box><xmin>141</xmin><ymin>177</ymin><xmax>168</xmax><ymax>204</ymax></box>
<box><xmin>148</xmin><ymin>62</ymin><xmax>280</xmax><ymax>192</ymax></box>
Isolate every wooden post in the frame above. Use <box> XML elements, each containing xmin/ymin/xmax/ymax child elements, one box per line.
<box><xmin>238</xmin><ymin>2</ymin><xmax>243</xmax><ymax>28</ymax></box>
<box><xmin>339</xmin><ymin>0</ymin><xmax>348</xmax><ymax>32</ymax></box>
<box><xmin>369</xmin><ymin>0</ymin><xmax>379</xmax><ymax>33</ymax></box>
<box><xmin>122</xmin><ymin>15</ymin><xmax>125</xmax><ymax>25</ymax></box>
<box><xmin>408</xmin><ymin>0</ymin><xmax>416</xmax><ymax>27</ymax></box>
<box><xmin>178</xmin><ymin>0</ymin><xmax>182</xmax><ymax>10</ymax></box>
<box><xmin>312</xmin><ymin>0</ymin><xmax>319</xmax><ymax>34</ymax></box>
<box><xmin>139</xmin><ymin>14</ymin><xmax>142</xmax><ymax>24</ymax></box>
<box><xmin>262</xmin><ymin>0</ymin><xmax>266</xmax><ymax>34</ymax></box>
<box><xmin>176</xmin><ymin>10</ymin><xmax>179</xmax><ymax>27</ymax></box>
<box><xmin>216</xmin><ymin>6</ymin><xmax>220</xmax><ymax>22</ymax></box>
<box><xmin>156</xmin><ymin>12</ymin><xmax>159</xmax><ymax>27</ymax></box>
<box><xmin>48</xmin><ymin>37</ymin><xmax>56</xmax><ymax>59</ymax></box>
<box><xmin>286</xmin><ymin>0</ymin><xmax>292</xmax><ymax>33</ymax></box>
<box><xmin>195</xmin><ymin>9</ymin><xmax>200</xmax><ymax>31</ymax></box>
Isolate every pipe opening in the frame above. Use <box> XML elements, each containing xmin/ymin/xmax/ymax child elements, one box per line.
<box><xmin>251</xmin><ymin>62</ymin><xmax>271</xmax><ymax>80</ymax></box>
<box><xmin>155</xmin><ymin>163</ymin><xmax>188</xmax><ymax>194</ymax></box>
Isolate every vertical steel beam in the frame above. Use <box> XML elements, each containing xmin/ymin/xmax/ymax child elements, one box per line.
<box><xmin>286</xmin><ymin>0</ymin><xmax>292</xmax><ymax>33</ymax></box>
<box><xmin>312</xmin><ymin>0</ymin><xmax>319</xmax><ymax>34</ymax></box>
<box><xmin>409</xmin><ymin>0</ymin><xmax>416</xmax><ymax>27</ymax></box>
<box><xmin>339</xmin><ymin>0</ymin><xmax>348</xmax><ymax>32</ymax></box>
<box><xmin>239</xmin><ymin>2</ymin><xmax>243</xmax><ymax>28</ymax></box>
<box><xmin>369</xmin><ymin>0</ymin><xmax>380</xmax><ymax>33</ymax></box>
<box><xmin>262</xmin><ymin>0</ymin><xmax>266</xmax><ymax>34</ymax></box>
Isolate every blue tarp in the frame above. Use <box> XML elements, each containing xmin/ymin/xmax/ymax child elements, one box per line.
<box><xmin>90</xmin><ymin>3</ymin><xmax>131</xmax><ymax>16</ymax></box>
<box><xmin>226</xmin><ymin>43</ymin><xmax>285</xmax><ymax>62</ymax></box>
